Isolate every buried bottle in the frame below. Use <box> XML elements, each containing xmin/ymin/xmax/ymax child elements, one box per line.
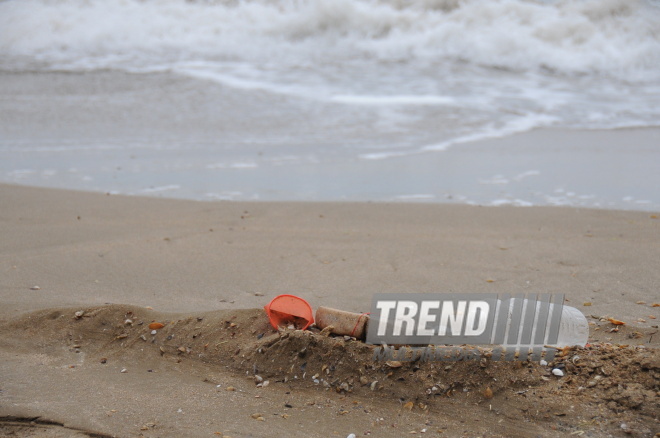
<box><xmin>366</xmin><ymin>294</ymin><xmax>589</xmax><ymax>361</ymax></box>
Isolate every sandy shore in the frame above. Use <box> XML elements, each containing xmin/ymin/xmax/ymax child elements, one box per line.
<box><xmin>1</xmin><ymin>184</ymin><xmax>658</xmax><ymax>437</ymax></box>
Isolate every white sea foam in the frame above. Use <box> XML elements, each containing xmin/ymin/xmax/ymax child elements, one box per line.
<box><xmin>514</xmin><ymin>171</ymin><xmax>541</xmax><ymax>181</ymax></box>
<box><xmin>140</xmin><ymin>185</ymin><xmax>181</xmax><ymax>193</ymax></box>
<box><xmin>1</xmin><ymin>0</ymin><xmax>658</xmax><ymax>153</ymax></box>
<box><xmin>393</xmin><ymin>194</ymin><xmax>436</xmax><ymax>200</ymax></box>
<box><xmin>1</xmin><ymin>0</ymin><xmax>659</xmax><ymax>210</ymax></box>
<box><xmin>2</xmin><ymin>0</ymin><xmax>658</xmax><ymax>78</ymax></box>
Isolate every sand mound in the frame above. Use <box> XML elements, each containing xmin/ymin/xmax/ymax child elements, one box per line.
<box><xmin>1</xmin><ymin>305</ymin><xmax>658</xmax><ymax>437</ymax></box>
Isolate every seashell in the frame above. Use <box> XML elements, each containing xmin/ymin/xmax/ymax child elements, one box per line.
<box><xmin>385</xmin><ymin>361</ymin><xmax>403</xmax><ymax>368</ymax></box>
<box><xmin>552</xmin><ymin>368</ymin><xmax>564</xmax><ymax>377</ymax></box>
<box><xmin>149</xmin><ymin>322</ymin><xmax>165</xmax><ymax>330</ymax></box>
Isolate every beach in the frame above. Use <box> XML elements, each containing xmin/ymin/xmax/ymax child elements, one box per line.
<box><xmin>1</xmin><ymin>184</ymin><xmax>659</xmax><ymax>437</ymax></box>
<box><xmin>1</xmin><ymin>0</ymin><xmax>659</xmax><ymax>435</ymax></box>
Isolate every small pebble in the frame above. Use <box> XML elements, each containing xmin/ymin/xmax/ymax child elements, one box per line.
<box><xmin>552</xmin><ymin>368</ymin><xmax>564</xmax><ymax>377</ymax></box>
<box><xmin>539</xmin><ymin>359</ymin><xmax>548</xmax><ymax>366</ymax></box>
<box><xmin>74</xmin><ymin>311</ymin><xmax>84</xmax><ymax>319</ymax></box>
<box><xmin>30</xmin><ymin>286</ymin><xmax>41</xmax><ymax>290</ymax></box>
<box><xmin>151</xmin><ymin>330</ymin><xmax>157</xmax><ymax>335</ymax></box>
<box><xmin>120</xmin><ymin>368</ymin><xmax>127</xmax><ymax>373</ymax></box>
<box><xmin>347</xmin><ymin>434</ymin><xmax>356</xmax><ymax>438</ymax></box>
<box><xmin>124</xmin><ymin>319</ymin><xmax>133</xmax><ymax>325</ymax></box>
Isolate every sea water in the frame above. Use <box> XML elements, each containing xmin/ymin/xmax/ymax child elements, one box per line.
<box><xmin>1</xmin><ymin>0</ymin><xmax>659</xmax><ymax>209</ymax></box>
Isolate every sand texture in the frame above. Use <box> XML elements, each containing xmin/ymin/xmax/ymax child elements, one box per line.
<box><xmin>1</xmin><ymin>184</ymin><xmax>658</xmax><ymax>437</ymax></box>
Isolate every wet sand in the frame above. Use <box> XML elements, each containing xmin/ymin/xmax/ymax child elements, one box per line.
<box><xmin>0</xmin><ymin>184</ymin><xmax>658</xmax><ymax>437</ymax></box>
<box><xmin>2</xmin><ymin>71</ymin><xmax>659</xmax><ymax>210</ymax></box>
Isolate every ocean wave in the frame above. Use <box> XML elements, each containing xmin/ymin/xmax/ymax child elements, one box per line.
<box><xmin>1</xmin><ymin>0</ymin><xmax>659</xmax><ymax>150</ymax></box>
<box><xmin>1</xmin><ymin>0</ymin><xmax>658</xmax><ymax>80</ymax></box>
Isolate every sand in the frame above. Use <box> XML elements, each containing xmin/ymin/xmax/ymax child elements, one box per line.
<box><xmin>0</xmin><ymin>184</ymin><xmax>658</xmax><ymax>437</ymax></box>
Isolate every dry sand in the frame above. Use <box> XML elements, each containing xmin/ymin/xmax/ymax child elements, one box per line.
<box><xmin>0</xmin><ymin>184</ymin><xmax>658</xmax><ymax>437</ymax></box>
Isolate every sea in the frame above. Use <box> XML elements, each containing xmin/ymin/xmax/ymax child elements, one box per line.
<box><xmin>1</xmin><ymin>0</ymin><xmax>659</xmax><ymax>210</ymax></box>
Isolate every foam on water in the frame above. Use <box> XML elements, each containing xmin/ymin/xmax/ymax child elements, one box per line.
<box><xmin>1</xmin><ymin>0</ymin><xmax>659</xmax><ymax>149</ymax></box>
<box><xmin>1</xmin><ymin>0</ymin><xmax>660</xmax><ymax>209</ymax></box>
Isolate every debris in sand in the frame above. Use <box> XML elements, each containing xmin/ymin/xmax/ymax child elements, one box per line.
<box><xmin>250</xmin><ymin>413</ymin><xmax>264</xmax><ymax>421</ymax></box>
<box><xmin>320</xmin><ymin>325</ymin><xmax>335</xmax><ymax>337</ymax></box>
<box><xmin>120</xmin><ymin>368</ymin><xmax>127</xmax><ymax>373</ymax></box>
<box><xmin>225</xmin><ymin>386</ymin><xmax>235</xmax><ymax>391</ymax></box>
<box><xmin>608</xmin><ymin>317</ymin><xmax>626</xmax><ymax>325</ymax></box>
<box><xmin>140</xmin><ymin>423</ymin><xmax>156</xmax><ymax>431</ymax></box>
<box><xmin>30</xmin><ymin>286</ymin><xmax>41</xmax><ymax>290</ymax></box>
<box><xmin>74</xmin><ymin>310</ymin><xmax>84</xmax><ymax>319</ymax></box>
<box><xmin>483</xmin><ymin>387</ymin><xmax>493</xmax><ymax>399</ymax></box>
<box><xmin>149</xmin><ymin>322</ymin><xmax>165</xmax><ymax>330</ymax></box>
<box><xmin>402</xmin><ymin>401</ymin><xmax>414</xmax><ymax>411</ymax></box>
<box><xmin>552</xmin><ymin>368</ymin><xmax>564</xmax><ymax>377</ymax></box>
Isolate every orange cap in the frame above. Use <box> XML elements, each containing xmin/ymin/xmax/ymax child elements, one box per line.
<box><xmin>263</xmin><ymin>294</ymin><xmax>314</xmax><ymax>330</ymax></box>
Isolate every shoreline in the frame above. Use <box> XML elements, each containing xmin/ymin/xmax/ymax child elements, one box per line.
<box><xmin>1</xmin><ymin>70</ymin><xmax>659</xmax><ymax>211</ymax></box>
<box><xmin>1</xmin><ymin>184</ymin><xmax>658</xmax><ymax>437</ymax></box>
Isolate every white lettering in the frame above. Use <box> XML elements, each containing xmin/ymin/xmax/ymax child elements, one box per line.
<box><xmin>376</xmin><ymin>301</ymin><xmax>397</xmax><ymax>336</ymax></box>
<box><xmin>417</xmin><ymin>301</ymin><xmax>440</xmax><ymax>336</ymax></box>
<box><xmin>393</xmin><ymin>301</ymin><xmax>418</xmax><ymax>336</ymax></box>
<box><xmin>464</xmin><ymin>301</ymin><xmax>489</xmax><ymax>336</ymax></box>
<box><xmin>438</xmin><ymin>301</ymin><xmax>466</xmax><ymax>336</ymax></box>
